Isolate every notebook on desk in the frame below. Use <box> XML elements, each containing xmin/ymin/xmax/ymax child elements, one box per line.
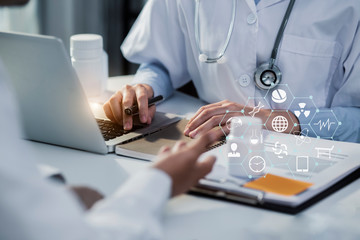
<box><xmin>115</xmin><ymin>119</ymin><xmax>226</xmax><ymax>161</ymax></box>
<box><xmin>191</xmin><ymin>135</ymin><xmax>360</xmax><ymax>214</ymax></box>
<box><xmin>115</xmin><ymin>119</ymin><xmax>190</xmax><ymax>160</ymax></box>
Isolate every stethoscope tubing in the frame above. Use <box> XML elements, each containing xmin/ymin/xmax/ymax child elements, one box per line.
<box><xmin>270</xmin><ymin>0</ymin><xmax>296</xmax><ymax>63</ymax></box>
<box><xmin>195</xmin><ymin>0</ymin><xmax>237</xmax><ymax>63</ymax></box>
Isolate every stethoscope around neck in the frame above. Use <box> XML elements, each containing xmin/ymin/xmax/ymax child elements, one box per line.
<box><xmin>195</xmin><ymin>0</ymin><xmax>296</xmax><ymax>90</ymax></box>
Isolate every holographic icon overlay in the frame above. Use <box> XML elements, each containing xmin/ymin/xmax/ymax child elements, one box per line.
<box><xmin>265</xmin><ymin>110</ymin><xmax>296</xmax><ymax>134</ymax></box>
<box><xmin>289</xmin><ymin>97</ymin><xmax>316</xmax><ymax>125</ymax></box>
<box><xmin>264</xmin><ymin>84</ymin><xmax>295</xmax><ymax>110</ymax></box>
<box><xmin>272</xmin><ymin>142</ymin><xmax>288</xmax><ymax>159</ymax></box>
<box><xmin>271</xmin><ymin>116</ymin><xmax>289</xmax><ymax>133</ymax></box>
<box><xmin>226</xmin><ymin>117</ymin><xmax>268</xmax><ymax>179</ymax></box>
<box><xmin>228</xmin><ymin>143</ymin><xmax>241</xmax><ymax>158</ymax></box>
<box><xmin>226</xmin><ymin>116</ymin><xmax>243</xmax><ymax>131</ymax></box>
<box><xmin>249</xmin><ymin>155</ymin><xmax>266</xmax><ymax>173</ymax></box>
<box><xmin>271</xmin><ymin>89</ymin><xmax>287</xmax><ymax>104</ymax></box>
<box><xmin>249</xmin><ymin>101</ymin><xmax>265</xmax><ymax>118</ymax></box>
<box><xmin>294</xmin><ymin>128</ymin><xmax>312</xmax><ymax>145</ymax></box>
<box><xmin>218</xmin><ymin>84</ymin><xmax>342</xmax><ymax>181</ymax></box>
<box><xmin>310</xmin><ymin>109</ymin><xmax>341</xmax><ymax>140</ymax></box>
<box><xmin>315</xmin><ymin>145</ymin><xmax>334</xmax><ymax>159</ymax></box>
<box><xmin>219</xmin><ymin>110</ymin><xmax>246</xmax><ymax>137</ymax></box>
<box><xmin>296</xmin><ymin>156</ymin><xmax>309</xmax><ymax>172</ymax></box>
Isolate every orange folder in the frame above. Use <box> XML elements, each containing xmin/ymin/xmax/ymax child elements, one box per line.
<box><xmin>244</xmin><ymin>174</ymin><xmax>313</xmax><ymax>196</ymax></box>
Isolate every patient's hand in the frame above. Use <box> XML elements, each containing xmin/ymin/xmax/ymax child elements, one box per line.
<box><xmin>69</xmin><ymin>186</ymin><xmax>104</xmax><ymax>210</ymax></box>
<box><xmin>183</xmin><ymin>100</ymin><xmax>300</xmax><ymax>138</ymax></box>
<box><xmin>103</xmin><ymin>84</ymin><xmax>156</xmax><ymax>130</ymax></box>
<box><xmin>153</xmin><ymin>133</ymin><xmax>217</xmax><ymax>197</ymax></box>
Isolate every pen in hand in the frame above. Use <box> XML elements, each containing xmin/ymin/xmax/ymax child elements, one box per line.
<box><xmin>124</xmin><ymin>95</ymin><xmax>163</xmax><ymax>116</ymax></box>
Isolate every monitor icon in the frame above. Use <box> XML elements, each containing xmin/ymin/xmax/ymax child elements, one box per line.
<box><xmin>296</xmin><ymin>156</ymin><xmax>309</xmax><ymax>172</ymax></box>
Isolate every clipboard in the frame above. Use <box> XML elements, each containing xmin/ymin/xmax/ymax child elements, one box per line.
<box><xmin>189</xmin><ymin>139</ymin><xmax>360</xmax><ymax>214</ymax></box>
<box><xmin>190</xmin><ymin>167</ymin><xmax>360</xmax><ymax>214</ymax></box>
<box><xmin>113</xmin><ymin>111</ymin><xmax>360</xmax><ymax>214</ymax></box>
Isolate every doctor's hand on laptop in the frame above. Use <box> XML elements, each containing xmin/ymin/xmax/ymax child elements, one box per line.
<box><xmin>103</xmin><ymin>83</ymin><xmax>156</xmax><ymax>130</ymax></box>
<box><xmin>153</xmin><ymin>132</ymin><xmax>217</xmax><ymax>196</ymax></box>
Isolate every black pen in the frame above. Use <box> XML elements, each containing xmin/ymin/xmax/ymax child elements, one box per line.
<box><xmin>124</xmin><ymin>95</ymin><xmax>164</xmax><ymax>116</ymax></box>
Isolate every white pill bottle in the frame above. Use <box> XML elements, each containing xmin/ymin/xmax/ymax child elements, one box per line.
<box><xmin>70</xmin><ymin>34</ymin><xmax>108</xmax><ymax>98</ymax></box>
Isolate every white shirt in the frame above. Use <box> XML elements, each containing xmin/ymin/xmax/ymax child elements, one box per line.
<box><xmin>0</xmin><ymin>62</ymin><xmax>171</xmax><ymax>240</ymax></box>
<box><xmin>121</xmin><ymin>0</ymin><xmax>360</xmax><ymax>142</ymax></box>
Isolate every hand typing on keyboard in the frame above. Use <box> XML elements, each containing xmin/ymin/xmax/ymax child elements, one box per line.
<box><xmin>96</xmin><ymin>118</ymin><xmax>147</xmax><ymax>141</ymax></box>
<box><xmin>103</xmin><ymin>84</ymin><xmax>156</xmax><ymax>131</ymax></box>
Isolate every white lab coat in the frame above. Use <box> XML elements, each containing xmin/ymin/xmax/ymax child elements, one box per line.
<box><xmin>0</xmin><ymin>62</ymin><xmax>171</xmax><ymax>239</ymax></box>
<box><xmin>121</xmin><ymin>0</ymin><xmax>360</xmax><ymax>142</ymax></box>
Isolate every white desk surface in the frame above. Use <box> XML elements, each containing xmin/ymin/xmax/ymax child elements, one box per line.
<box><xmin>32</xmin><ymin>76</ymin><xmax>360</xmax><ymax>240</ymax></box>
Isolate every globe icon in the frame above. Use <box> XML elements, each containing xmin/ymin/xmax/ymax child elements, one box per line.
<box><xmin>271</xmin><ymin>116</ymin><xmax>289</xmax><ymax>133</ymax></box>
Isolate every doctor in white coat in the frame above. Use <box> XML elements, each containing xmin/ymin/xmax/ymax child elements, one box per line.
<box><xmin>104</xmin><ymin>0</ymin><xmax>360</xmax><ymax>142</ymax></box>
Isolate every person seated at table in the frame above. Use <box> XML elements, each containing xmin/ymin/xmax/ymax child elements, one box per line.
<box><xmin>0</xmin><ymin>1</ymin><xmax>217</xmax><ymax>239</ymax></box>
<box><xmin>104</xmin><ymin>0</ymin><xmax>360</xmax><ymax>143</ymax></box>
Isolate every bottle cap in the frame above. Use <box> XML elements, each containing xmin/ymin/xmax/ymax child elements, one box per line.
<box><xmin>70</xmin><ymin>34</ymin><xmax>103</xmax><ymax>59</ymax></box>
<box><xmin>70</xmin><ymin>34</ymin><xmax>102</xmax><ymax>49</ymax></box>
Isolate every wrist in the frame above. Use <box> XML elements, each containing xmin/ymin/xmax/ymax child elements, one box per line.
<box><xmin>143</xmin><ymin>84</ymin><xmax>154</xmax><ymax>98</ymax></box>
<box><xmin>288</xmin><ymin>111</ymin><xmax>300</xmax><ymax>134</ymax></box>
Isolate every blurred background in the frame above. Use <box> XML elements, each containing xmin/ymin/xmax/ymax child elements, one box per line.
<box><xmin>0</xmin><ymin>0</ymin><xmax>147</xmax><ymax>77</ymax></box>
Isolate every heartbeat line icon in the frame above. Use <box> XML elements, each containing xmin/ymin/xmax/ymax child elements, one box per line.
<box><xmin>249</xmin><ymin>102</ymin><xmax>265</xmax><ymax>117</ymax></box>
<box><xmin>313</xmin><ymin>119</ymin><xmax>336</xmax><ymax>131</ymax></box>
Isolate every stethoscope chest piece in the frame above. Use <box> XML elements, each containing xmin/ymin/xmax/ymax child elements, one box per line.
<box><xmin>195</xmin><ymin>0</ymin><xmax>295</xmax><ymax>90</ymax></box>
<box><xmin>254</xmin><ymin>62</ymin><xmax>282</xmax><ymax>90</ymax></box>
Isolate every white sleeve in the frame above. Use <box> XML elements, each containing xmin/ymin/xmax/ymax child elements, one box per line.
<box><xmin>0</xmin><ymin>62</ymin><xmax>172</xmax><ymax>240</ymax></box>
<box><xmin>121</xmin><ymin>0</ymin><xmax>191</xmax><ymax>93</ymax></box>
<box><xmin>131</xmin><ymin>63</ymin><xmax>175</xmax><ymax>99</ymax></box>
<box><xmin>326</xmin><ymin>13</ymin><xmax>360</xmax><ymax>142</ymax></box>
<box><xmin>86</xmin><ymin>168</ymin><xmax>171</xmax><ymax>240</ymax></box>
<box><xmin>0</xmin><ymin>159</ymin><xmax>171</xmax><ymax>240</ymax></box>
<box><xmin>331</xmin><ymin>12</ymin><xmax>360</xmax><ymax>108</ymax></box>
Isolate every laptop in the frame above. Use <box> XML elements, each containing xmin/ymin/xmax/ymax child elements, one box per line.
<box><xmin>0</xmin><ymin>31</ymin><xmax>180</xmax><ymax>154</ymax></box>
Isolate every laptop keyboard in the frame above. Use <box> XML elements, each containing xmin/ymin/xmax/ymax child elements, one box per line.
<box><xmin>96</xmin><ymin>119</ymin><xmax>146</xmax><ymax>141</ymax></box>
